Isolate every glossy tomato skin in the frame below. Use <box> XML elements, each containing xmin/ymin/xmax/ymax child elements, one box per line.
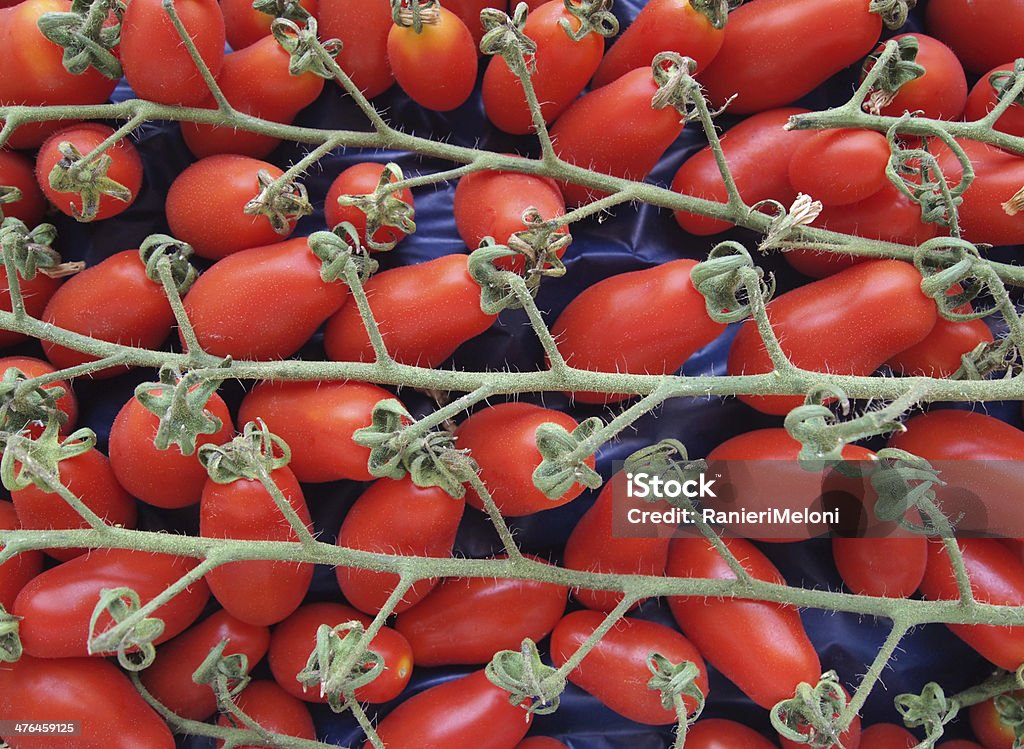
<box><xmin>591</xmin><ymin>0</ymin><xmax>724</xmax><ymax>87</ymax></box>
<box><xmin>217</xmin><ymin>680</ymin><xmax>316</xmax><ymax>749</ymax></box>
<box><xmin>388</xmin><ymin>8</ymin><xmax>478</xmax><ymax>112</ymax></box>
<box><xmin>698</xmin><ymin>0</ymin><xmax>882</xmax><ymax>113</ymax></box>
<box><xmin>121</xmin><ymin>0</ymin><xmax>226</xmax><ymax>106</ymax></box>
<box><xmin>482</xmin><ymin>0</ymin><xmax>603</xmax><ymax>134</ymax></box>
<box><xmin>667</xmin><ymin>536</ymin><xmax>821</xmax><ymax>709</ymax></box>
<box><xmin>41</xmin><ymin>250</ymin><xmax>174</xmax><ymax>377</ymax></box>
<box><xmin>237</xmin><ymin>380</ymin><xmax>392</xmax><ymax>482</ymax></box>
<box><xmin>183</xmin><ymin>237</ymin><xmax>349</xmax><ymax>360</ymax></box>
<box><xmin>324</xmin><ymin>162</ymin><xmax>415</xmax><ymax>247</ymax></box>
<box><xmin>969</xmin><ymin>693</ymin><xmax>1018</xmax><ymax>749</ymax></box>
<box><xmin>886</xmin><ymin>313</ymin><xmax>993</xmax><ymax>378</ymax></box>
<box><xmin>394</xmin><ymin>556</ymin><xmax>567</xmax><ymax>666</ymax></box>
<box><xmin>268</xmin><ymin>602</ymin><xmax>413</xmax><ymax>704</ymax></box>
<box><xmin>727</xmin><ymin>260</ymin><xmax>938</xmax><ymax>415</ymax></box>
<box><xmin>873</xmin><ymin>34</ymin><xmax>967</xmax><ymax>120</ymax></box>
<box><xmin>0</xmin><ymin>655</ymin><xmax>175</xmax><ymax>749</ymax></box>
<box><xmin>220</xmin><ymin>0</ymin><xmax>318</xmax><ymax>49</ymax></box>
<box><xmin>141</xmin><ymin>609</ymin><xmax>271</xmax><ymax>721</ymax></box>
<box><xmin>456</xmin><ymin>402</ymin><xmax>596</xmax><ymax>516</ymax></box>
<box><xmin>0</xmin><ymin>499</ymin><xmax>43</xmax><ymax>610</ymax></box>
<box><xmin>11</xmin><ymin>447</ymin><xmax>137</xmax><ymax>561</ymax></box>
<box><xmin>109</xmin><ymin>390</ymin><xmax>235</xmax><ymax>509</ymax></box>
<box><xmin>858</xmin><ymin>724</ymin><xmax>918</xmax><ymax>749</ymax></box>
<box><xmin>551</xmin><ymin>610</ymin><xmax>708</xmax><ymax>725</ymax></box>
<box><xmin>324</xmin><ymin>254</ymin><xmax>495</xmax><ymax>367</ymax></box>
<box><xmin>0</xmin><ymin>268</ymin><xmax>60</xmax><ymax>349</ymax></box>
<box><xmin>673</xmin><ymin>108</ymin><xmax>815</xmax><ymax>235</ymax></box>
<box><xmin>965</xmin><ymin>64</ymin><xmax>1024</xmax><ymax>139</ymax></box>
<box><xmin>685</xmin><ymin>719</ymin><xmax>778</xmax><ymax>749</ymax></box>
<box><xmin>318</xmin><ymin>0</ymin><xmax>393</xmax><ymax>97</ymax></box>
<box><xmin>925</xmin><ymin>0</ymin><xmax>1024</xmax><ymax>74</ymax></box>
<box><xmin>445</xmin><ymin>0</ymin><xmax>505</xmax><ymax>46</ymax></box>
<box><xmin>367</xmin><ymin>669</ymin><xmax>532</xmax><ymax>749</ymax></box>
<box><xmin>788</xmin><ymin>128</ymin><xmax>890</xmax><ymax>207</ymax></box>
<box><xmin>14</xmin><ymin>549</ymin><xmax>210</xmax><ymax>657</ymax></box>
<box><xmin>0</xmin><ymin>150</ymin><xmax>46</xmax><ymax>225</ymax></box>
<box><xmin>550</xmin><ymin>259</ymin><xmax>725</xmax><ymax>404</ymax></box>
<box><xmin>0</xmin><ymin>355</ymin><xmax>78</xmax><ymax>434</ymax></box>
<box><xmin>552</xmin><ymin>66</ymin><xmax>684</xmax><ymax>206</ymax></box>
<box><xmin>336</xmin><ymin>477</ymin><xmax>464</xmax><ymax>615</ymax></box>
<box><xmin>935</xmin><ymin>139</ymin><xmax>1024</xmax><ymax>247</ymax></box>
<box><xmin>201</xmin><ymin>465</ymin><xmax>313</xmax><ymax>625</ymax></box>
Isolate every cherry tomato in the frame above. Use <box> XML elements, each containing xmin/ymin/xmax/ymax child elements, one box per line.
<box><xmin>455</xmin><ymin>402</ymin><xmax>596</xmax><ymax>516</ymax></box>
<box><xmin>0</xmin><ymin>655</ymin><xmax>175</xmax><ymax>749</ymax></box>
<box><xmin>969</xmin><ymin>692</ymin><xmax>1019</xmax><ymax>749</ymax></box>
<box><xmin>858</xmin><ymin>724</ymin><xmax>918</xmax><ymax>749</ymax></box>
<box><xmin>0</xmin><ymin>355</ymin><xmax>78</xmax><ymax>434</ymax></box>
<box><xmin>387</xmin><ymin>7</ymin><xmax>478</xmax><ymax>112</ymax></box>
<box><xmin>167</xmin><ymin>155</ymin><xmax>300</xmax><ymax>260</ymax></box>
<box><xmin>220</xmin><ymin>0</ymin><xmax>318</xmax><ymax>50</ymax></box>
<box><xmin>935</xmin><ymin>139</ymin><xmax>1024</xmax><ymax>247</ymax></box>
<box><xmin>41</xmin><ymin>249</ymin><xmax>174</xmax><ymax>377</ymax></box>
<box><xmin>324</xmin><ymin>162</ymin><xmax>415</xmax><ymax>247</ymax></box>
<box><xmin>324</xmin><ymin>254</ymin><xmax>495</xmax><ymax>367</ymax></box>
<box><xmin>335</xmin><ymin>477</ymin><xmax>464</xmax><ymax>615</ymax></box>
<box><xmin>182</xmin><ymin>237</ymin><xmax>349</xmax><ymax>360</ymax></box>
<box><xmin>515</xmin><ymin>739</ymin><xmax>568</xmax><ymax>749</ymax></box>
<box><xmin>11</xmin><ymin>447</ymin><xmax>136</xmax><ymax>561</ymax></box>
<box><xmin>685</xmin><ymin>719</ymin><xmax>778</xmax><ymax>749</ymax></box>
<box><xmin>727</xmin><ymin>260</ymin><xmax>938</xmax><ymax>415</ymax></box>
<box><xmin>591</xmin><ymin>0</ymin><xmax>724</xmax><ymax>88</ymax></box>
<box><xmin>109</xmin><ymin>389</ymin><xmax>235</xmax><ymax>509</ymax></box>
<box><xmin>141</xmin><ymin>609</ymin><xmax>271</xmax><ymax>721</ymax></box>
<box><xmin>482</xmin><ymin>0</ymin><xmax>604</xmax><ymax>134</ymax></box>
<box><xmin>367</xmin><ymin>669</ymin><xmax>532</xmax><ymax>749</ymax></box>
<box><xmin>550</xmin><ymin>259</ymin><xmax>725</xmax><ymax>404</ymax></box>
<box><xmin>0</xmin><ymin>150</ymin><xmax>45</xmax><ymax>225</ymax></box>
<box><xmin>667</xmin><ymin>536</ymin><xmax>821</xmax><ymax>709</ymax></box>
<box><xmin>698</xmin><ymin>0</ymin><xmax>883</xmax><ymax>114</ymax></box>
<box><xmin>788</xmin><ymin>128</ymin><xmax>890</xmax><ymax>207</ymax></box>
<box><xmin>673</xmin><ymin>108</ymin><xmax>815</xmax><ymax>235</ymax></box>
<box><xmin>268</xmin><ymin>602</ymin><xmax>413</xmax><ymax>704</ymax></box>
<box><xmin>121</xmin><ymin>0</ymin><xmax>226</xmax><ymax>106</ymax></box>
<box><xmin>318</xmin><ymin>0</ymin><xmax>394</xmax><ymax>98</ymax></box>
<box><xmin>0</xmin><ymin>499</ymin><xmax>43</xmax><ymax>610</ymax></box>
<box><xmin>552</xmin><ymin>65</ymin><xmax>684</xmax><ymax>206</ymax></box>
<box><xmin>237</xmin><ymin>380</ymin><xmax>393</xmax><ymax>482</ymax></box>
<box><xmin>217</xmin><ymin>680</ymin><xmax>316</xmax><ymax>748</ymax></box>
<box><xmin>925</xmin><ymin>0</ymin><xmax>1024</xmax><ymax>75</ymax></box>
<box><xmin>870</xmin><ymin>34</ymin><xmax>967</xmax><ymax>121</ymax></box>
<box><xmin>777</xmin><ymin>685</ymin><xmax>862</xmax><ymax>749</ymax></box>
<box><xmin>965</xmin><ymin>64</ymin><xmax>1024</xmax><ymax>139</ymax></box>
<box><xmin>394</xmin><ymin>555</ymin><xmax>567</xmax><ymax>666</ymax></box>
<box><xmin>14</xmin><ymin>548</ymin><xmax>210</xmax><ymax>658</ymax></box>
<box><xmin>445</xmin><ymin>0</ymin><xmax>505</xmax><ymax>47</ymax></box>
<box><xmin>201</xmin><ymin>464</ymin><xmax>313</xmax><ymax>625</ymax></box>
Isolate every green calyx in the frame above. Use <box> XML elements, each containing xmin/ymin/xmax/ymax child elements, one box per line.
<box><xmin>506</xmin><ymin>208</ymin><xmax>570</xmax><ymax>294</ymax></box>
<box><xmin>47</xmin><ymin>141</ymin><xmax>133</xmax><ymax>223</ymax></box>
<box><xmin>467</xmin><ymin>239</ymin><xmax>530</xmax><ymax>315</ymax></box>
<box><xmin>391</xmin><ymin>0</ymin><xmax>440</xmax><ymax>33</ymax></box>
<box><xmin>486</xmin><ymin>638</ymin><xmax>564</xmax><ymax>716</ymax></box>
<box><xmin>990</xmin><ymin>60</ymin><xmax>1024</xmax><ymax>109</ymax></box>
<box><xmin>252</xmin><ymin>0</ymin><xmax>309</xmax><ymax>22</ymax></box>
<box><xmin>913</xmin><ymin>237</ymin><xmax>991</xmax><ymax>322</ymax></box>
<box><xmin>560</xmin><ymin>0</ymin><xmax>618</xmax><ymax>43</ymax></box>
<box><xmin>870</xmin><ymin>449</ymin><xmax>953</xmax><ymax>536</ymax></box>
<box><xmin>532</xmin><ymin>417</ymin><xmax>603</xmax><ymax>500</ymax></box>
<box><xmin>87</xmin><ymin>587</ymin><xmax>165</xmax><ymax>671</ymax></box>
<box><xmin>193</xmin><ymin>639</ymin><xmax>253</xmax><ymax>707</ymax></box>
<box><xmin>771</xmin><ymin>671</ymin><xmax>850</xmax><ymax>749</ymax></box>
<box><xmin>333</xmin><ymin>162</ymin><xmax>416</xmax><ymax>252</ymax></box>
<box><xmin>650</xmin><ymin>52</ymin><xmax>706</xmax><ymax>120</ymax></box>
<box><xmin>0</xmin><ymin>218</ymin><xmax>61</xmax><ymax>280</ymax></box>
<box><xmin>308</xmin><ymin>225</ymin><xmax>380</xmax><ymax>285</ymax></box>
<box><xmin>0</xmin><ymin>419</ymin><xmax>95</xmax><ymax>493</ymax></box>
<box><xmin>0</xmin><ymin>186</ymin><xmax>22</xmax><ymax>222</ymax></box>
<box><xmin>647</xmin><ymin>654</ymin><xmax>706</xmax><ymax>718</ymax></box>
<box><xmin>868</xmin><ymin>0</ymin><xmax>917</xmax><ymax>30</ymax></box>
<box><xmin>135</xmin><ymin>365</ymin><xmax>227</xmax><ymax>456</ymax></box>
<box><xmin>271</xmin><ymin>17</ymin><xmax>343</xmax><ymax>79</ymax></box>
<box><xmin>894</xmin><ymin>682</ymin><xmax>958</xmax><ymax>746</ymax></box>
<box><xmin>480</xmin><ymin>4</ymin><xmax>537</xmax><ymax>75</ymax></box>
<box><xmin>953</xmin><ymin>338</ymin><xmax>1023</xmax><ymax>381</ymax></box>
<box><xmin>243</xmin><ymin>169</ymin><xmax>313</xmax><ymax>234</ymax></box>
<box><xmin>198</xmin><ymin>419</ymin><xmax>291</xmax><ymax>484</ymax></box>
<box><xmin>139</xmin><ymin>234</ymin><xmax>198</xmax><ymax>295</ymax></box>
<box><xmin>0</xmin><ymin>368</ymin><xmax>68</xmax><ymax>437</ymax></box>
<box><xmin>994</xmin><ymin>691</ymin><xmax>1024</xmax><ymax>749</ymax></box>
<box><xmin>690</xmin><ymin>241</ymin><xmax>775</xmax><ymax>324</ymax></box>
<box><xmin>862</xmin><ymin>36</ymin><xmax>925</xmax><ymax>113</ymax></box>
<box><xmin>37</xmin><ymin>0</ymin><xmax>124</xmax><ymax>79</ymax></box>
<box><xmin>689</xmin><ymin>0</ymin><xmax>742</xmax><ymax>30</ymax></box>
<box><xmin>296</xmin><ymin>622</ymin><xmax>383</xmax><ymax>713</ymax></box>
<box><xmin>0</xmin><ymin>605</ymin><xmax>22</xmax><ymax>663</ymax></box>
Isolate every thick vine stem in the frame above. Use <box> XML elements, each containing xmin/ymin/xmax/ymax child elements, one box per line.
<box><xmin>162</xmin><ymin>0</ymin><xmax>231</xmax><ymax>112</ymax></box>
<box><xmin>861</xmin><ymin>35</ymin><xmax>924</xmax><ymax>114</ymax></box>
<box><xmin>840</xmin><ymin>620</ymin><xmax>911</xmax><ymax>732</ymax></box>
<box><xmin>271</xmin><ymin>17</ymin><xmax>343</xmax><ymax>79</ymax></box>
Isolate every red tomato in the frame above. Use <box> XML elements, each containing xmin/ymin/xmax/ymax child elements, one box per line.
<box><xmin>550</xmin><ymin>259</ymin><xmax>725</xmax><ymax>404</ymax></box>
<box><xmin>11</xmin><ymin>447</ymin><xmax>136</xmax><ymax>561</ymax></box>
<box><xmin>367</xmin><ymin>669</ymin><xmax>532</xmax><ymax>749</ymax></box>
<box><xmin>220</xmin><ymin>0</ymin><xmax>318</xmax><ymax>49</ymax></box>
<box><xmin>788</xmin><ymin>128</ymin><xmax>890</xmax><ymax>207</ymax></box>
<box><xmin>217</xmin><ymin>680</ymin><xmax>316</xmax><ymax>749</ymax></box>
<box><xmin>182</xmin><ymin>35</ymin><xmax>326</xmax><ymax>158</ymax></box>
<box><xmin>324</xmin><ymin>254</ymin><xmax>495</xmax><ymax>367</ymax></box>
<box><xmin>667</xmin><ymin>536</ymin><xmax>821</xmax><ymax>709</ymax></box>
<box><xmin>563</xmin><ymin>475</ymin><xmax>668</xmax><ymax>612</ymax></box>
<box><xmin>109</xmin><ymin>390</ymin><xmax>235</xmax><ymax>509</ymax></box>
<box><xmin>858</xmin><ymin>724</ymin><xmax>918</xmax><ymax>749</ymax></box>
<box><xmin>552</xmin><ymin>65</ymin><xmax>684</xmax><ymax>206</ymax></box>
<box><xmin>387</xmin><ymin>7</ymin><xmax>477</xmax><ymax>111</ymax></box>
<box><xmin>0</xmin><ymin>269</ymin><xmax>60</xmax><ymax>349</ymax></box>
<box><xmin>515</xmin><ymin>739</ymin><xmax>568</xmax><ymax>749</ymax></box>
<box><xmin>268</xmin><ymin>602</ymin><xmax>413</xmax><ymax>704</ymax></box>
<box><xmin>121</xmin><ymin>0</ymin><xmax>226</xmax><ymax>106</ymax></box>
<box><xmin>0</xmin><ymin>355</ymin><xmax>78</xmax><ymax>433</ymax></box>
<box><xmin>778</xmin><ymin>685</ymin><xmax>862</xmax><ymax>749</ymax></box>
<box><xmin>965</xmin><ymin>64</ymin><xmax>1024</xmax><ymax>139</ymax></box>
<box><xmin>394</xmin><ymin>556</ymin><xmax>567</xmax><ymax>666</ymax></box>
<box><xmin>685</xmin><ymin>719</ymin><xmax>778</xmax><ymax>749</ymax></box>
<box><xmin>183</xmin><ymin>237</ymin><xmax>348</xmax><ymax>360</ymax></box>
<box><xmin>0</xmin><ymin>499</ymin><xmax>43</xmax><ymax>610</ymax></box>
<box><xmin>727</xmin><ymin>260</ymin><xmax>938</xmax><ymax>415</ymax></box>
<box><xmin>167</xmin><ymin>155</ymin><xmax>300</xmax><ymax>260</ymax></box>
<box><xmin>925</xmin><ymin>0</ymin><xmax>1024</xmax><ymax>74</ymax></box>
<box><xmin>0</xmin><ymin>656</ymin><xmax>174</xmax><ymax>749</ymax></box>
<box><xmin>0</xmin><ymin>150</ymin><xmax>45</xmax><ymax>225</ymax></box>
<box><xmin>482</xmin><ymin>0</ymin><xmax>604</xmax><ymax>134</ymax></box>
<box><xmin>935</xmin><ymin>139</ymin><xmax>1024</xmax><ymax>247</ymax></box>
<box><xmin>201</xmin><ymin>464</ymin><xmax>313</xmax><ymax>625</ymax></box>
<box><xmin>318</xmin><ymin>0</ymin><xmax>394</xmax><ymax>97</ymax></box>
<box><xmin>698</xmin><ymin>0</ymin><xmax>882</xmax><ymax>114</ymax></box>
<box><xmin>673</xmin><ymin>108</ymin><xmax>815</xmax><ymax>235</ymax></box>
<box><xmin>0</xmin><ymin>0</ymin><xmax>117</xmax><ymax>149</ymax></box>
<box><xmin>870</xmin><ymin>34</ymin><xmax>967</xmax><ymax>120</ymax></box>
<box><xmin>455</xmin><ymin>402</ymin><xmax>596</xmax><ymax>516</ymax></box>
<box><xmin>41</xmin><ymin>250</ymin><xmax>174</xmax><ymax>377</ymax></box>
<box><xmin>551</xmin><ymin>610</ymin><xmax>708</xmax><ymax>725</ymax></box>
<box><xmin>969</xmin><ymin>692</ymin><xmax>1018</xmax><ymax>749</ymax></box>
<box><xmin>324</xmin><ymin>162</ymin><xmax>415</xmax><ymax>248</ymax></box>
<box><xmin>335</xmin><ymin>477</ymin><xmax>464</xmax><ymax>615</ymax></box>
<box><xmin>920</xmin><ymin>538</ymin><xmax>1024</xmax><ymax>670</ymax></box>
<box><xmin>238</xmin><ymin>380</ymin><xmax>393</xmax><ymax>482</ymax></box>
<box><xmin>141</xmin><ymin>609</ymin><xmax>271</xmax><ymax>721</ymax></box>
<box><xmin>591</xmin><ymin>0</ymin><xmax>724</xmax><ymax>87</ymax></box>
<box><xmin>445</xmin><ymin>0</ymin><xmax>505</xmax><ymax>47</ymax></box>
<box><xmin>14</xmin><ymin>548</ymin><xmax>210</xmax><ymax>658</ymax></box>
<box><xmin>886</xmin><ymin>312</ymin><xmax>993</xmax><ymax>379</ymax></box>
